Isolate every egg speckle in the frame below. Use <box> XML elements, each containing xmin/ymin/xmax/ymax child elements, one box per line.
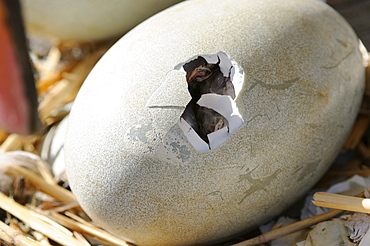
<box><xmin>65</xmin><ymin>0</ymin><xmax>366</xmax><ymax>245</ymax></box>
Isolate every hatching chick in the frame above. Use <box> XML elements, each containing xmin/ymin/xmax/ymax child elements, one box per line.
<box><xmin>181</xmin><ymin>55</ymin><xmax>234</xmax><ymax>145</ymax></box>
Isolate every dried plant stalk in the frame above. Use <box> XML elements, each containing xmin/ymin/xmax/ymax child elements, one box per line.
<box><xmin>5</xmin><ymin>165</ymin><xmax>76</xmax><ymax>203</ymax></box>
<box><xmin>34</xmin><ymin>159</ymin><xmax>55</xmax><ymax>186</ymax></box>
<box><xmin>46</xmin><ymin>211</ymin><xmax>132</xmax><ymax>246</ymax></box>
<box><xmin>72</xmin><ymin>231</ymin><xmax>91</xmax><ymax>246</ymax></box>
<box><xmin>231</xmin><ymin>208</ymin><xmax>343</xmax><ymax>246</ymax></box>
<box><xmin>30</xmin><ymin>230</ymin><xmax>52</xmax><ymax>246</ymax></box>
<box><xmin>37</xmin><ymin>60</ymin><xmax>78</xmax><ymax>95</ymax></box>
<box><xmin>46</xmin><ymin>202</ymin><xmax>80</xmax><ymax>213</ymax></box>
<box><xmin>313</xmin><ymin>192</ymin><xmax>370</xmax><ymax>213</ymax></box>
<box><xmin>0</xmin><ymin>134</ymin><xmax>25</xmax><ymax>153</ymax></box>
<box><xmin>343</xmin><ymin>115</ymin><xmax>370</xmax><ymax>150</ymax></box>
<box><xmin>37</xmin><ymin>46</ymin><xmax>61</xmax><ymax>76</ymax></box>
<box><xmin>38</xmin><ymin>47</ymin><xmax>108</xmax><ymax>124</ymax></box>
<box><xmin>0</xmin><ymin>220</ymin><xmax>41</xmax><ymax>246</ymax></box>
<box><xmin>0</xmin><ymin>129</ymin><xmax>8</xmax><ymax>143</ymax></box>
<box><xmin>0</xmin><ymin>192</ymin><xmax>84</xmax><ymax>246</ymax></box>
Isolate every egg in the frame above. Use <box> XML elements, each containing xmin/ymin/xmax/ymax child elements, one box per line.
<box><xmin>65</xmin><ymin>0</ymin><xmax>366</xmax><ymax>245</ymax></box>
<box><xmin>41</xmin><ymin>115</ymin><xmax>69</xmax><ymax>178</ymax></box>
<box><xmin>20</xmin><ymin>0</ymin><xmax>183</xmax><ymax>42</ymax></box>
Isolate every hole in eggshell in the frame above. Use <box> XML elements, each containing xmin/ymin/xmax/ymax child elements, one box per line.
<box><xmin>176</xmin><ymin>52</ymin><xmax>244</xmax><ymax>152</ymax></box>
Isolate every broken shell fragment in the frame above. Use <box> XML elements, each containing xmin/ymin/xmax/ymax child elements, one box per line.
<box><xmin>178</xmin><ymin>52</ymin><xmax>244</xmax><ymax>152</ymax></box>
<box><xmin>179</xmin><ymin>93</ymin><xmax>243</xmax><ymax>152</ymax></box>
<box><xmin>65</xmin><ymin>0</ymin><xmax>366</xmax><ymax>245</ymax></box>
<box><xmin>303</xmin><ymin>220</ymin><xmax>355</xmax><ymax>246</ymax></box>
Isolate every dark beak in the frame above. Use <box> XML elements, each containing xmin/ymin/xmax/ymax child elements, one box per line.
<box><xmin>0</xmin><ymin>0</ymin><xmax>41</xmax><ymax>135</ymax></box>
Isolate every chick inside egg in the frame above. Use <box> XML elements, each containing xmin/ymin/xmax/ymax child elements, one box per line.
<box><xmin>177</xmin><ymin>52</ymin><xmax>244</xmax><ymax>152</ymax></box>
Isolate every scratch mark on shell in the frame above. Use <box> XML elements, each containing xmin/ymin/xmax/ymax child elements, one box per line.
<box><xmin>321</xmin><ymin>47</ymin><xmax>355</xmax><ymax>69</ymax></box>
<box><xmin>238</xmin><ymin>169</ymin><xmax>282</xmax><ymax>204</ymax></box>
<box><xmin>248</xmin><ymin>77</ymin><xmax>300</xmax><ymax>92</ymax></box>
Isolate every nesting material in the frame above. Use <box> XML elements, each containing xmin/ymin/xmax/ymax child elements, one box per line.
<box><xmin>303</xmin><ymin>220</ymin><xmax>355</xmax><ymax>246</ymax></box>
<box><xmin>313</xmin><ymin>192</ymin><xmax>370</xmax><ymax>213</ymax></box>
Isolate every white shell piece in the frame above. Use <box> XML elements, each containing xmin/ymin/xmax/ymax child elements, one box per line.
<box><xmin>217</xmin><ymin>51</ymin><xmax>234</xmax><ymax>77</ymax></box>
<box><xmin>198</xmin><ymin>54</ymin><xmax>219</xmax><ymax>64</ymax></box>
<box><xmin>360</xmin><ymin>227</ymin><xmax>370</xmax><ymax>246</ymax></box>
<box><xmin>208</xmin><ymin>126</ymin><xmax>229</xmax><ymax>150</ymax></box>
<box><xmin>178</xmin><ymin>118</ymin><xmax>210</xmax><ymax>152</ymax></box>
<box><xmin>178</xmin><ymin>93</ymin><xmax>244</xmax><ymax>152</ymax></box>
<box><xmin>197</xmin><ymin>94</ymin><xmax>244</xmax><ymax>133</ymax></box>
<box><xmin>229</xmin><ymin>58</ymin><xmax>244</xmax><ymax>99</ymax></box>
<box><xmin>345</xmin><ymin>213</ymin><xmax>370</xmax><ymax>243</ymax></box>
<box><xmin>215</xmin><ymin>51</ymin><xmax>244</xmax><ymax>99</ymax></box>
<box><xmin>305</xmin><ymin>220</ymin><xmax>355</xmax><ymax>246</ymax></box>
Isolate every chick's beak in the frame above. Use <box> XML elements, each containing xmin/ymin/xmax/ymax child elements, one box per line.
<box><xmin>0</xmin><ymin>0</ymin><xmax>41</xmax><ymax>135</ymax></box>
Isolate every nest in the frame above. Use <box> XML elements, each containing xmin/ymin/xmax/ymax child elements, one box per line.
<box><xmin>0</xmin><ymin>36</ymin><xmax>370</xmax><ymax>246</ymax></box>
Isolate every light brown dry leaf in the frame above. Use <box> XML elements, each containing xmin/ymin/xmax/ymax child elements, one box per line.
<box><xmin>5</xmin><ymin>165</ymin><xmax>76</xmax><ymax>203</ymax></box>
<box><xmin>0</xmin><ymin>220</ymin><xmax>41</xmax><ymax>246</ymax></box>
<box><xmin>43</xmin><ymin>211</ymin><xmax>132</xmax><ymax>246</ymax></box>
<box><xmin>38</xmin><ymin>46</ymin><xmax>109</xmax><ymax>125</ymax></box>
<box><xmin>0</xmin><ymin>192</ymin><xmax>84</xmax><ymax>246</ymax></box>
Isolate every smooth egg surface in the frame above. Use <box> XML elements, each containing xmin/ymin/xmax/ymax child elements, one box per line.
<box><xmin>65</xmin><ymin>0</ymin><xmax>365</xmax><ymax>245</ymax></box>
<box><xmin>21</xmin><ymin>0</ymin><xmax>183</xmax><ymax>42</ymax></box>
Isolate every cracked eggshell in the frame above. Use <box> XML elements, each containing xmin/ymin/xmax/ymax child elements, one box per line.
<box><xmin>20</xmin><ymin>0</ymin><xmax>183</xmax><ymax>42</ymax></box>
<box><xmin>65</xmin><ymin>0</ymin><xmax>366</xmax><ymax>245</ymax></box>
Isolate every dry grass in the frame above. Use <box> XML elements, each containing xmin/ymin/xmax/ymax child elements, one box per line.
<box><xmin>0</xmin><ymin>40</ymin><xmax>133</xmax><ymax>246</ymax></box>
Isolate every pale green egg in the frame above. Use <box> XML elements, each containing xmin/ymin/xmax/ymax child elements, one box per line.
<box><xmin>21</xmin><ymin>0</ymin><xmax>183</xmax><ymax>42</ymax></box>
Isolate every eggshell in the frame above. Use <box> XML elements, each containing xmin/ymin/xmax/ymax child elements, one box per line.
<box><xmin>41</xmin><ymin>115</ymin><xmax>69</xmax><ymax>177</ymax></box>
<box><xmin>65</xmin><ymin>0</ymin><xmax>366</xmax><ymax>245</ymax></box>
<box><xmin>20</xmin><ymin>0</ymin><xmax>183</xmax><ymax>42</ymax></box>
